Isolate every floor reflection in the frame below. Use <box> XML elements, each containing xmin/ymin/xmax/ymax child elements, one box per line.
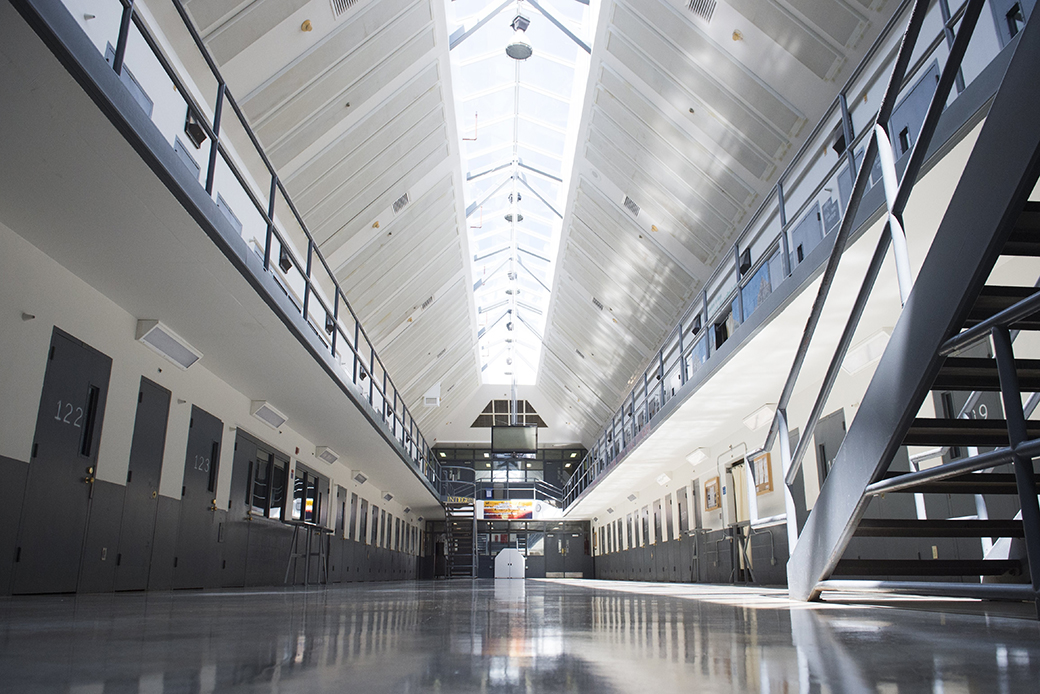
<box><xmin>0</xmin><ymin>579</ymin><xmax>1036</xmax><ymax>693</ymax></box>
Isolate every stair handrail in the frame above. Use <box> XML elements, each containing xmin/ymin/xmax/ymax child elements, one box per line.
<box><xmin>753</xmin><ymin>0</ymin><xmax>990</xmax><ymax>534</ymax></box>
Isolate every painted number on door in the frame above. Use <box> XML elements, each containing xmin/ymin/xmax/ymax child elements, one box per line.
<box><xmin>193</xmin><ymin>454</ymin><xmax>211</xmax><ymax>473</ymax></box>
<box><xmin>54</xmin><ymin>400</ymin><xmax>84</xmax><ymax>427</ymax></box>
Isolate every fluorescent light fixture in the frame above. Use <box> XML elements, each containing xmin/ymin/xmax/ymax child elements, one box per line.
<box><xmin>353</xmin><ymin>472</ymin><xmax>368</xmax><ymax>485</ymax></box>
<box><xmin>136</xmin><ymin>320</ymin><xmax>202</xmax><ymax>369</ymax></box>
<box><xmin>564</xmin><ymin>463</ymin><xmax>571</xmax><ymax>468</ymax></box>
<box><xmin>686</xmin><ymin>448</ymin><xmax>709</xmax><ymax>466</ymax></box>
<box><xmin>743</xmin><ymin>403</ymin><xmax>776</xmax><ymax>431</ymax></box>
<box><xmin>842</xmin><ymin>328</ymin><xmax>892</xmax><ymax>374</ymax></box>
<box><xmin>627</xmin><ymin>493</ymin><xmax>638</xmax><ymax>502</ymax></box>
<box><xmin>656</xmin><ymin>473</ymin><xmax>671</xmax><ymax>486</ymax></box>
<box><xmin>250</xmin><ymin>401</ymin><xmax>287</xmax><ymax>429</ymax></box>
<box><xmin>438</xmin><ymin>451</ymin><xmax>447</xmax><ymax>458</ymax></box>
<box><xmin>383</xmin><ymin>493</ymin><xmax>393</xmax><ymax>502</ymax></box>
<box><xmin>315</xmin><ymin>447</ymin><xmax>339</xmax><ymax>465</ymax></box>
<box><xmin>569</xmin><ymin>452</ymin><xmax>578</xmax><ymax>458</ymax></box>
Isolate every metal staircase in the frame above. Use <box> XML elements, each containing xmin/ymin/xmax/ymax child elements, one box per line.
<box><xmin>773</xmin><ymin>1</ymin><xmax>1040</xmax><ymax>612</ymax></box>
<box><xmin>444</xmin><ymin>501</ymin><xmax>476</xmax><ymax>578</ymax></box>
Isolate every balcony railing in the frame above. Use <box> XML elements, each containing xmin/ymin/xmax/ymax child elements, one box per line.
<box><xmin>563</xmin><ymin>0</ymin><xmax>1011</xmax><ymax>509</ymax></box>
<box><xmin>52</xmin><ymin>0</ymin><xmax>439</xmax><ymax>487</ymax></box>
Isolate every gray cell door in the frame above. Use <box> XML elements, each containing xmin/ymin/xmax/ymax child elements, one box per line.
<box><xmin>566</xmin><ymin>533</ymin><xmax>585</xmax><ymax>575</ymax></box>
<box><xmin>546</xmin><ymin>532</ymin><xmax>565</xmax><ymax>575</ymax></box>
<box><xmin>13</xmin><ymin>329</ymin><xmax>112</xmax><ymax>594</ymax></box>
<box><xmin>172</xmin><ymin>405</ymin><xmax>222</xmax><ymax>589</ymax></box>
<box><xmin>814</xmin><ymin>409</ymin><xmax>847</xmax><ymax>486</ymax></box>
<box><xmin>114</xmin><ymin>377</ymin><xmax>170</xmax><ymax>591</ymax></box>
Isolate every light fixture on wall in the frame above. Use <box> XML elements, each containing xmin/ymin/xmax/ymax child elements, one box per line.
<box><xmin>136</xmin><ymin>320</ymin><xmax>202</xmax><ymax>369</ymax></box>
<box><xmin>403</xmin><ymin>507</ymin><xmax>411</xmax><ymax>514</ymax></box>
<box><xmin>686</xmin><ymin>448</ymin><xmax>708</xmax><ymax>466</ymax></box>
<box><xmin>315</xmin><ymin>447</ymin><xmax>339</xmax><ymax>465</ymax></box>
<box><xmin>627</xmin><ymin>493</ymin><xmax>638</xmax><ymax>502</ymax></box>
<box><xmin>742</xmin><ymin>403</ymin><xmax>776</xmax><ymax>431</ymax></box>
<box><xmin>383</xmin><ymin>493</ymin><xmax>393</xmax><ymax>502</ymax></box>
<box><xmin>353</xmin><ymin>472</ymin><xmax>368</xmax><ymax>485</ymax></box>
<box><xmin>606</xmin><ymin>507</ymin><xmax>615</xmax><ymax>514</ymax></box>
<box><xmin>842</xmin><ymin>328</ymin><xmax>892</xmax><ymax>374</ymax></box>
<box><xmin>250</xmin><ymin>401</ymin><xmax>287</xmax><ymax>429</ymax></box>
<box><xmin>656</xmin><ymin>473</ymin><xmax>671</xmax><ymax>486</ymax></box>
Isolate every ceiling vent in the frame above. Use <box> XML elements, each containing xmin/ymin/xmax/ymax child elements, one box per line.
<box><xmin>575</xmin><ymin>349</ymin><xmax>585</xmax><ymax>359</ymax></box>
<box><xmin>591</xmin><ymin>297</ymin><xmax>604</xmax><ymax>311</ymax></box>
<box><xmin>250</xmin><ymin>401</ymin><xmax>287</xmax><ymax>430</ymax></box>
<box><xmin>686</xmin><ymin>0</ymin><xmax>717</xmax><ymax>23</ymax></box>
<box><xmin>330</xmin><ymin>0</ymin><xmax>359</xmax><ymax>19</ymax></box>
<box><xmin>316</xmin><ymin>446</ymin><xmax>339</xmax><ymax>465</ymax></box>
<box><xmin>136</xmin><ymin>320</ymin><xmax>202</xmax><ymax>370</ymax></box>
<box><xmin>421</xmin><ymin>295</ymin><xmax>434</xmax><ymax>310</ymax></box>
<box><xmin>392</xmin><ymin>192</ymin><xmax>410</xmax><ymax>215</ymax></box>
<box><xmin>353</xmin><ymin>472</ymin><xmax>368</xmax><ymax>485</ymax></box>
<box><xmin>622</xmin><ymin>196</ymin><xmax>640</xmax><ymax>216</ymax></box>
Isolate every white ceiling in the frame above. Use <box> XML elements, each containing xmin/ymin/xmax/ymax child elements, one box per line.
<box><xmin>179</xmin><ymin>0</ymin><xmax>902</xmax><ymax>448</ymax></box>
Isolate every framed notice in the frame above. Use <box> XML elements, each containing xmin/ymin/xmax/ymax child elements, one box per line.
<box><xmin>704</xmin><ymin>476</ymin><xmax>721</xmax><ymax>511</ymax></box>
<box><xmin>753</xmin><ymin>452</ymin><xmax>774</xmax><ymax>495</ymax></box>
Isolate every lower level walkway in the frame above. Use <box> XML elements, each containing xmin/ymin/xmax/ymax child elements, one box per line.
<box><xmin>0</xmin><ymin>579</ymin><xmax>1037</xmax><ymax>692</ymax></box>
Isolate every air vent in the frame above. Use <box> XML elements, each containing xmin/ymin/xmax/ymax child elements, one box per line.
<box><xmin>421</xmin><ymin>295</ymin><xmax>434</xmax><ymax>310</ymax></box>
<box><xmin>686</xmin><ymin>0</ymin><xmax>716</xmax><ymax>23</ymax></box>
<box><xmin>136</xmin><ymin>320</ymin><xmax>202</xmax><ymax>369</ymax></box>
<box><xmin>622</xmin><ymin>196</ymin><xmax>640</xmax><ymax>216</ymax></box>
<box><xmin>591</xmin><ymin>297</ymin><xmax>604</xmax><ymax>311</ymax></box>
<box><xmin>436</xmin><ymin>348</ymin><xmax>447</xmax><ymax>359</ymax></box>
<box><xmin>353</xmin><ymin>472</ymin><xmax>368</xmax><ymax>485</ymax></box>
<box><xmin>316</xmin><ymin>447</ymin><xmax>339</xmax><ymax>465</ymax></box>
<box><xmin>331</xmin><ymin>0</ymin><xmax>359</xmax><ymax>19</ymax></box>
<box><xmin>392</xmin><ymin>192</ymin><xmax>410</xmax><ymax>214</ymax></box>
<box><xmin>250</xmin><ymin>401</ymin><xmax>287</xmax><ymax>430</ymax></box>
<box><xmin>575</xmin><ymin>349</ymin><xmax>585</xmax><ymax>359</ymax></box>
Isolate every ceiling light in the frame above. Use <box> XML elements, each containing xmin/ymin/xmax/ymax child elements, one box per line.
<box><xmin>439</xmin><ymin>451</ymin><xmax>447</xmax><ymax>458</ymax></box>
<box><xmin>743</xmin><ymin>404</ymin><xmax>776</xmax><ymax>431</ymax></box>
<box><xmin>656</xmin><ymin>473</ymin><xmax>671</xmax><ymax>486</ymax></box>
<box><xmin>250</xmin><ymin>401</ymin><xmax>287</xmax><ymax>430</ymax></box>
<box><xmin>842</xmin><ymin>328</ymin><xmax>891</xmax><ymax>374</ymax></box>
<box><xmin>686</xmin><ymin>448</ymin><xmax>708</xmax><ymax>466</ymax></box>
<box><xmin>353</xmin><ymin>472</ymin><xmax>368</xmax><ymax>485</ymax></box>
<box><xmin>569</xmin><ymin>452</ymin><xmax>578</xmax><ymax>458</ymax></box>
<box><xmin>315</xmin><ymin>447</ymin><xmax>339</xmax><ymax>465</ymax></box>
<box><xmin>565</xmin><ymin>463</ymin><xmax>571</xmax><ymax>468</ymax></box>
<box><xmin>506</xmin><ymin>14</ymin><xmax>532</xmax><ymax>60</ymax></box>
<box><xmin>136</xmin><ymin>320</ymin><xmax>202</xmax><ymax>369</ymax></box>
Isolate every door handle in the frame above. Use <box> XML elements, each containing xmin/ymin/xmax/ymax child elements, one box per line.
<box><xmin>83</xmin><ymin>476</ymin><xmax>95</xmax><ymax>484</ymax></box>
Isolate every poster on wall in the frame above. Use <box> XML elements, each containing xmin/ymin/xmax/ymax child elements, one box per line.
<box><xmin>753</xmin><ymin>452</ymin><xmax>774</xmax><ymax>494</ymax></box>
<box><xmin>704</xmin><ymin>476</ymin><xmax>721</xmax><ymax>511</ymax></box>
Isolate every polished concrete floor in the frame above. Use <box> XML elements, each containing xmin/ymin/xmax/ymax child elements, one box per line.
<box><xmin>0</xmin><ymin>579</ymin><xmax>1038</xmax><ymax>693</ymax></box>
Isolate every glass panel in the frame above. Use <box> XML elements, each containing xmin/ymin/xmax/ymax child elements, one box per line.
<box><xmin>250</xmin><ymin>450</ymin><xmax>270</xmax><ymax>516</ymax></box>
<box><xmin>270</xmin><ymin>459</ymin><xmax>286</xmax><ymax>520</ymax></box>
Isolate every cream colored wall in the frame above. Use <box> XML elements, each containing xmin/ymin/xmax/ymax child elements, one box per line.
<box><xmin>0</xmin><ymin>220</ymin><xmax>422</xmax><ymax>542</ymax></box>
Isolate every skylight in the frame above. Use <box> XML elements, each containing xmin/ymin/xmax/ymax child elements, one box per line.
<box><xmin>446</xmin><ymin>0</ymin><xmax>598</xmax><ymax>385</ymax></box>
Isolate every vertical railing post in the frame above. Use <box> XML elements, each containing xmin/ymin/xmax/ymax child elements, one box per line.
<box><xmin>205</xmin><ymin>82</ymin><xmax>225</xmax><ymax>195</ymax></box>
<box><xmin>776</xmin><ymin>408</ymin><xmax>800</xmax><ymax>555</ymax></box>
<box><xmin>938</xmin><ymin>0</ymin><xmax>966</xmax><ymax>94</ymax></box>
<box><xmin>368</xmin><ymin>346</ymin><xmax>375</xmax><ymax>404</ymax></box>
<box><xmin>112</xmin><ymin>0</ymin><xmax>135</xmax><ymax>77</ymax></box>
<box><xmin>659</xmin><ymin>351</ymin><xmax>666</xmax><ymax>407</ymax></box>
<box><xmin>352</xmin><ymin>322</ymin><xmax>360</xmax><ymax>384</ymax></box>
<box><xmin>777</xmin><ymin>183</ymin><xmax>792</xmax><ymax>278</ymax></box>
<box><xmin>331</xmin><ymin>291</ymin><xmax>340</xmax><ymax>358</ymax></box>
<box><xmin>992</xmin><ymin>326</ymin><xmax>1040</xmax><ymax>614</ymax></box>
<box><xmin>264</xmin><ymin>175</ymin><xmax>277</xmax><ymax>271</ymax></box>
<box><xmin>302</xmin><ymin>242</ymin><xmax>313</xmax><ymax>319</ymax></box>
<box><xmin>874</xmin><ymin>123</ymin><xmax>913</xmax><ymax>305</ymax></box>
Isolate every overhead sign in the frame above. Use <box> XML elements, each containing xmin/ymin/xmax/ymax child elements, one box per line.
<box><xmin>478</xmin><ymin>499</ymin><xmax>535</xmax><ymax>520</ymax></box>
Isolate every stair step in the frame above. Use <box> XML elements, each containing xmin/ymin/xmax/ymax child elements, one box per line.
<box><xmin>876</xmin><ymin>471</ymin><xmax>1037</xmax><ymax>494</ymax></box>
<box><xmin>902</xmin><ymin>418</ymin><xmax>1040</xmax><ymax>446</ymax></box>
<box><xmin>965</xmin><ymin>286</ymin><xmax>1040</xmax><ymax>330</ymax></box>
<box><xmin>854</xmin><ymin>518</ymin><xmax>1024</xmax><ymax>537</ymax></box>
<box><xmin>832</xmin><ymin>559</ymin><xmax>1024</xmax><ymax>577</ymax></box>
<box><xmin>932</xmin><ymin>357</ymin><xmax>1040</xmax><ymax>391</ymax></box>
<box><xmin>1001</xmin><ymin>201</ymin><xmax>1040</xmax><ymax>255</ymax></box>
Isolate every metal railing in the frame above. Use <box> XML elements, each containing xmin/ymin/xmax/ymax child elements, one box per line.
<box><xmin>70</xmin><ymin>0</ymin><xmax>439</xmax><ymax>486</ymax></box>
<box><xmin>563</xmin><ymin>0</ymin><xmax>1000</xmax><ymax>509</ymax></box>
<box><xmin>440</xmin><ymin>466</ymin><xmax>565</xmax><ymax>505</ymax></box>
<box><xmin>753</xmin><ymin>0</ymin><xmax>989</xmax><ymax>552</ymax></box>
